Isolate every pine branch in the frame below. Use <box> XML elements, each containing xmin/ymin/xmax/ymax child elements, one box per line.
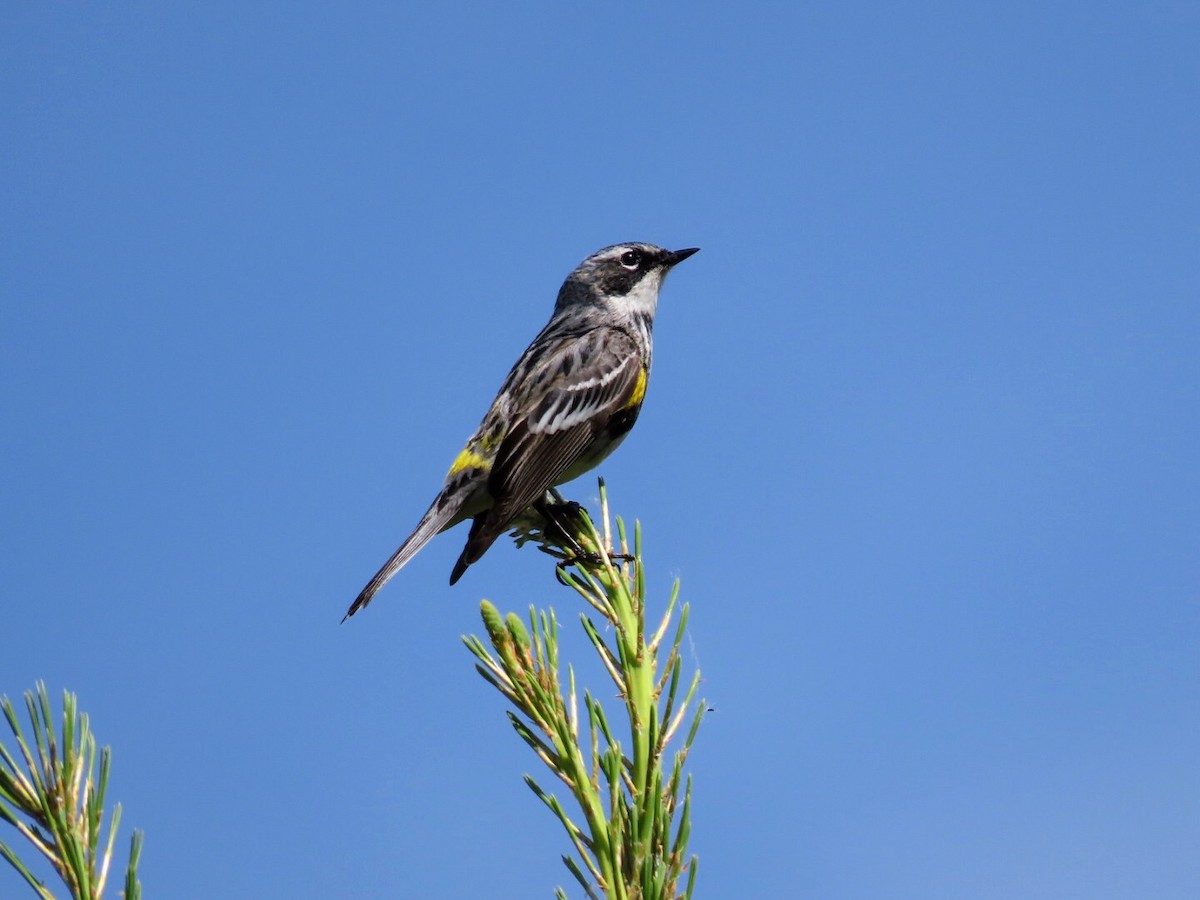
<box><xmin>465</xmin><ymin>480</ymin><xmax>705</xmax><ymax>899</ymax></box>
<box><xmin>0</xmin><ymin>684</ymin><xmax>142</xmax><ymax>899</ymax></box>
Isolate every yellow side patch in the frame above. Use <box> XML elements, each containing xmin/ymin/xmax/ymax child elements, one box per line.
<box><xmin>623</xmin><ymin>366</ymin><xmax>649</xmax><ymax>410</ymax></box>
<box><xmin>448</xmin><ymin>447</ymin><xmax>490</xmax><ymax>476</ymax></box>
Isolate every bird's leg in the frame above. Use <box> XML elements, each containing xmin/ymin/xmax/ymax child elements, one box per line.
<box><xmin>556</xmin><ymin>551</ymin><xmax>636</xmax><ymax>586</ymax></box>
<box><xmin>534</xmin><ymin>495</ymin><xmax>634</xmax><ymax>583</ymax></box>
<box><xmin>533</xmin><ymin>496</ymin><xmax>587</xmax><ymax>554</ymax></box>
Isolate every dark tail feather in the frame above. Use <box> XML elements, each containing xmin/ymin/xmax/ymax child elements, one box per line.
<box><xmin>449</xmin><ymin>513</ymin><xmax>504</xmax><ymax>585</ymax></box>
<box><xmin>343</xmin><ymin>499</ymin><xmax>457</xmax><ymax>621</ymax></box>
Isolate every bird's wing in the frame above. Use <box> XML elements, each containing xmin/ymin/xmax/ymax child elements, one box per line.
<box><xmin>492</xmin><ymin>327</ymin><xmax>643</xmax><ymax>516</ymax></box>
<box><xmin>450</xmin><ymin>327</ymin><xmax>644</xmax><ymax>578</ymax></box>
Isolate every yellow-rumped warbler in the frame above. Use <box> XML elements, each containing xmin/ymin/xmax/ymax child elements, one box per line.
<box><xmin>344</xmin><ymin>242</ymin><xmax>698</xmax><ymax>619</ymax></box>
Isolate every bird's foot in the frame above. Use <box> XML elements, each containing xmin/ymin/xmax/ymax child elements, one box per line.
<box><xmin>554</xmin><ymin>551</ymin><xmax>636</xmax><ymax>584</ymax></box>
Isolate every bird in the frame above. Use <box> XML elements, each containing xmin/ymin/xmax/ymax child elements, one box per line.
<box><xmin>343</xmin><ymin>242</ymin><xmax>699</xmax><ymax>620</ymax></box>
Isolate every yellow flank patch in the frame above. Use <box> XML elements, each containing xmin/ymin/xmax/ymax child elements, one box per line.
<box><xmin>479</xmin><ymin>428</ymin><xmax>502</xmax><ymax>451</ymax></box>
<box><xmin>448</xmin><ymin>447</ymin><xmax>490</xmax><ymax>476</ymax></box>
<box><xmin>624</xmin><ymin>366</ymin><xmax>648</xmax><ymax>410</ymax></box>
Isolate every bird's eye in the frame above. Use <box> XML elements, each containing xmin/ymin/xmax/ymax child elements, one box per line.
<box><xmin>620</xmin><ymin>249</ymin><xmax>642</xmax><ymax>269</ymax></box>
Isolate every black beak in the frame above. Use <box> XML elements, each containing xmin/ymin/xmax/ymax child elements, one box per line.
<box><xmin>663</xmin><ymin>247</ymin><xmax>700</xmax><ymax>267</ymax></box>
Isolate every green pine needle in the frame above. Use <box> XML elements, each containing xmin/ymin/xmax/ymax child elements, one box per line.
<box><xmin>0</xmin><ymin>683</ymin><xmax>142</xmax><ymax>899</ymax></box>
<box><xmin>466</xmin><ymin>480</ymin><xmax>703</xmax><ymax>898</ymax></box>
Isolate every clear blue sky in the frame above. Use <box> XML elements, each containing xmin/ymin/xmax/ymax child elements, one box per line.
<box><xmin>3</xmin><ymin>3</ymin><xmax>1197</xmax><ymax>897</ymax></box>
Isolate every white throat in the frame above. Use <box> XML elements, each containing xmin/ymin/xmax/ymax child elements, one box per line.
<box><xmin>619</xmin><ymin>271</ymin><xmax>664</xmax><ymax>318</ymax></box>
